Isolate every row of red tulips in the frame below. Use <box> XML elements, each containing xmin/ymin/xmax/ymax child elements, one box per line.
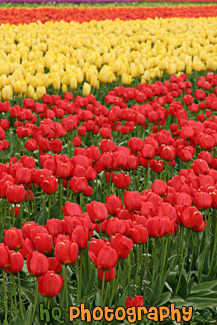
<box><xmin>0</xmin><ymin>6</ymin><xmax>217</xmax><ymax>24</ymax></box>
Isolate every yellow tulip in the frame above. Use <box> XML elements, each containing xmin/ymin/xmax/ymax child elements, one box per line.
<box><xmin>168</xmin><ymin>63</ymin><xmax>177</xmax><ymax>75</ymax></box>
<box><xmin>20</xmin><ymin>81</ymin><xmax>27</xmax><ymax>94</ymax></box>
<box><xmin>82</xmin><ymin>82</ymin><xmax>91</xmax><ymax>97</ymax></box>
<box><xmin>28</xmin><ymin>85</ymin><xmax>35</xmax><ymax>98</ymax></box>
<box><xmin>62</xmin><ymin>84</ymin><xmax>68</xmax><ymax>93</ymax></box>
<box><xmin>53</xmin><ymin>78</ymin><xmax>60</xmax><ymax>91</ymax></box>
<box><xmin>36</xmin><ymin>86</ymin><xmax>46</xmax><ymax>99</ymax></box>
<box><xmin>90</xmin><ymin>74</ymin><xmax>99</xmax><ymax>88</ymax></box>
<box><xmin>14</xmin><ymin>80</ymin><xmax>22</xmax><ymax>94</ymax></box>
<box><xmin>186</xmin><ymin>66</ymin><xmax>192</xmax><ymax>75</ymax></box>
<box><xmin>121</xmin><ymin>73</ymin><xmax>132</xmax><ymax>85</ymax></box>
<box><xmin>2</xmin><ymin>85</ymin><xmax>12</xmax><ymax>101</ymax></box>
<box><xmin>70</xmin><ymin>76</ymin><xmax>77</xmax><ymax>90</ymax></box>
<box><xmin>76</xmin><ymin>72</ymin><xmax>84</xmax><ymax>84</ymax></box>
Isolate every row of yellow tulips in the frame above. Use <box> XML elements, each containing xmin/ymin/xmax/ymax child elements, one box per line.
<box><xmin>0</xmin><ymin>18</ymin><xmax>217</xmax><ymax>100</ymax></box>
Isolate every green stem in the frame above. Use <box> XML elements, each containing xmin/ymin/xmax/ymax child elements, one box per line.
<box><xmin>31</xmin><ymin>279</ymin><xmax>39</xmax><ymax>324</ymax></box>
<box><xmin>79</xmin><ymin>250</ymin><xmax>83</xmax><ymax>302</ymax></box>
<box><xmin>187</xmin><ymin>232</ymin><xmax>195</xmax><ymax>283</ymax></box>
<box><xmin>45</xmin><ymin>299</ymin><xmax>51</xmax><ymax>325</ymax></box>
<box><xmin>10</xmin><ymin>274</ymin><xmax>14</xmax><ymax>312</ymax></box>
<box><xmin>175</xmin><ymin>229</ymin><xmax>191</xmax><ymax>294</ymax></box>
<box><xmin>77</xmin><ymin>250</ymin><xmax>83</xmax><ymax>304</ymax></box>
<box><xmin>151</xmin><ymin>239</ymin><xmax>157</xmax><ymax>288</ymax></box>
<box><xmin>66</xmin><ymin>182</ymin><xmax>70</xmax><ymax>200</ymax></box>
<box><xmin>135</xmin><ymin>245</ymin><xmax>141</xmax><ymax>293</ymax></box>
<box><xmin>104</xmin><ymin>282</ymin><xmax>109</xmax><ymax>306</ymax></box>
<box><xmin>43</xmin><ymin>194</ymin><xmax>46</xmax><ymax>224</ymax></box>
<box><xmin>109</xmin><ymin>261</ymin><xmax>121</xmax><ymax>306</ymax></box>
<box><xmin>178</xmin><ymin>226</ymin><xmax>185</xmax><ymax>263</ymax></box>
<box><xmin>208</xmin><ymin>210</ymin><xmax>217</xmax><ymax>279</ymax></box>
<box><xmin>12</xmin><ymin>274</ymin><xmax>18</xmax><ymax>314</ymax></box>
<box><xmin>27</xmin><ymin>192</ymin><xmax>31</xmax><ymax>222</ymax></box>
<box><xmin>147</xmin><ymin>160</ymin><xmax>150</xmax><ymax>189</ymax></box>
<box><xmin>98</xmin><ymin>223</ymin><xmax>102</xmax><ymax>238</ymax></box>
<box><xmin>65</xmin><ymin>265</ymin><xmax>68</xmax><ymax>311</ymax></box>
<box><xmin>80</xmin><ymin>193</ymin><xmax>83</xmax><ymax>211</ymax></box>
<box><xmin>143</xmin><ymin>241</ymin><xmax>149</xmax><ymax>296</ymax></box>
<box><xmin>12</xmin><ymin>204</ymin><xmax>16</xmax><ymax>227</ymax></box>
<box><xmin>48</xmin><ymin>194</ymin><xmax>51</xmax><ymax>219</ymax></box>
<box><xmin>100</xmin><ymin>271</ymin><xmax>106</xmax><ymax>307</ymax></box>
<box><xmin>161</xmin><ymin>236</ymin><xmax>169</xmax><ymax>276</ymax></box>
<box><xmin>2</xmin><ymin>271</ymin><xmax>8</xmax><ymax>325</ymax></box>
<box><xmin>18</xmin><ymin>272</ymin><xmax>24</xmax><ymax>321</ymax></box>
<box><xmin>128</xmin><ymin>253</ymin><xmax>131</xmax><ymax>285</ymax></box>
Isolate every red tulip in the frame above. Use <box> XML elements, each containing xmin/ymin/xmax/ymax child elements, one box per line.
<box><xmin>86</xmin><ymin>201</ymin><xmax>108</xmax><ymax>223</ymax></box>
<box><xmin>4</xmin><ymin>251</ymin><xmax>24</xmax><ymax>274</ymax></box>
<box><xmin>146</xmin><ymin>218</ymin><xmax>160</xmax><ymax>238</ymax></box>
<box><xmin>4</xmin><ymin>227</ymin><xmax>23</xmax><ymax>250</ymax></box>
<box><xmin>106</xmin><ymin>217</ymin><xmax>126</xmax><ymax>236</ymax></box>
<box><xmin>181</xmin><ymin>206</ymin><xmax>204</xmax><ymax>231</ymax></box>
<box><xmin>54</xmin><ymin>240</ymin><xmax>78</xmax><ymax>265</ymax></box>
<box><xmin>6</xmin><ymin>185</ymin><xmax>26</xmax><ymax>204</ymax></box>
<box><xmin>97</xmin><ymin>267</ymin><xmax>116</xmax><ymax>282</ymax></box>
<box><xmin>112</xmin><ymin>173</ymin><xmax>131</xmax><ymax>189</ymax></box>
<box><xmin>193</xmin><ymin>192</ymin><xmax>212</xmax><ymax>210</ymax></box>
<box><xmin>49</xmin><ymin>139</ymin><xmax>62</xmax><ymax>153</ymax></box>
<box><xmin>141</xmin><ymin>144</ymin><xmax>155</xmax><ymax>159</ymax></box>
<box><xmin>126</xmin><ymin>296</ymin><xmax>144</xmax><ymax>308</ymax></box>
<box><xmin>61</xmin><ymin>201</ymin><xmax>82</xmax><ymax>217</ymax></box>
<box><xmin>27</xmin><ymin>252</ymin><xmax>49</xmax><ymax>276</ymax></box>
<box><xmin>97</xmin><ymin>246</ymin><xmax>118</xmax><ymax>271</ymax></box>
<box><xmin>47</xmin><ymin>219</ymin><xmax>63</xmax><ymax>237</ymax></box>
<box><xmin>16</xmin><ymin>167</ymin><xmax>32</xmax><ymax>184</ymax></box>
<box><xmin>105</xmin><ymin>194</ymin><xmax>123</xmax><ymax>216</ymax></box>
<box><xmin>18</xmin><ymin>238</ymin><xmax>35</xmax><ymax>259</ymax></box>
<box><xmin>128</xmin><ymin>137</ymin><xmax>144</xmax><ymax>152</ymax></box>
<box><xmin>110</xmin><ymin>234</ymin><xmax>133</xmax><ymax>259</ymax></box>
<box><xmin>88</xmin><ymin>239</ymin><xmax>107</xmax><ymax>265</ymax></box>
<box><xmin>0</xmin><ymin>244</ymin><xmax>10</xmax><ymax>269</ymax></box>
<box><xmin>123</xmin><ymin>191</ymin><xmax>141</xmax><ymax>211</ymax></box>
<box><xmin>38</xmin><ymin>271</ymin><xmax>63</xmax><ymax>297</ymax></box>
<box><xmin>48</xmin><ymin>257</ymin><xmax>62</xmax><ymax>274</ymax></box>
<box><xmin>151</xmin><ymin>180</ymin><xmax>167</xmax><ymax>197</ymax></box>
<box><xmin>40</xmin><ymin>176</ymin><xmax>58</xmax><ymax>194</ymax></box>
<box><xmin>34</xmin><ymin>233</ymin><xmax>53</xmax><ymax>254</ymax></box>
<box><xmin>71</xmin><ymin>226</ymin><xmax>88</xmax><ymax>249</ymax></box>
<box><xmin>129</xmin><ymin>225</ymin><xmax>148</xmax><ymax>244</ymax></box>
<box><xmin>160</xmin><ymin>146</ymin><xmax>176</xmax><ymax>161</ymax></box>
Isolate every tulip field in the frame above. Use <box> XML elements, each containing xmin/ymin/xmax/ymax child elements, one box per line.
<box><xmin>0</xmin><ymin>0</ymin><xmax>217</xmax><ymax>324</ymax></box>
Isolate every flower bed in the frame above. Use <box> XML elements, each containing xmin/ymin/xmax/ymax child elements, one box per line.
<box><xmin>0</xmin><ymin>71</ymin><xmax>217</xmax><ymax>323</ymax></box>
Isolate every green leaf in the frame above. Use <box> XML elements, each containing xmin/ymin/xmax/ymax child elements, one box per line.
<box><xmin>177</xmin><ymin>274</ymin><xmax>188</xmax><ymax>298</ymax></box>
<box><xmin>154</xmin><ymin>291</ymin><xmax>171</xmax><ymax>307</ymax></box>
<box><xmin>188</xmin><ymin>290</ymin><xmax>217</xmax><ymax>299</ymax></box>
<box><xmin>170</xmin><ymin>296</ymin><xmax>192</xmax><ymax>309</ymax></box>
<box><xmin>20</xmin><ymin>281</ymin><xmax>35</xmax><ymax>305</ymax></box>
<box><xmin>84</xmin><ymin>268</ymin><xmax>97</xmax><ymax>297</ymax></box>
<box><xmin>77</xmin><ymin>291</ymin><xmax>95</xmax><ymax>305</ymax></box>
<box><xmin>191</xmin><ymin>280</ymin><xmax>217</xmax><ymax>293</ymax></box>
<box><xmin>185</xmin><ymin>297</ymin><xmax>217</xmax><ymax>310</ymax></box>
<box><xmin>11</xmin><ymin>315</ymin><xmax>22</xmax><ymax>325</ymax></box>
<box><xmin>95</xmin><ymin>290</ymin><xmax>101</xmax><ymax>306</ymax></box>
<box><xmin>153</xmin><ymin>274</ymin><xmax>161</xmax><ymax>298</ymax></box>
<box><xmin>120</xmin><ymin>286</ymin><xmax>130</xmax><ymax>307</ymax></box>
<box><xmin>24</xmin><ymin>304</ymin><xmax>33</xmax><ymax>325</ymax></box>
